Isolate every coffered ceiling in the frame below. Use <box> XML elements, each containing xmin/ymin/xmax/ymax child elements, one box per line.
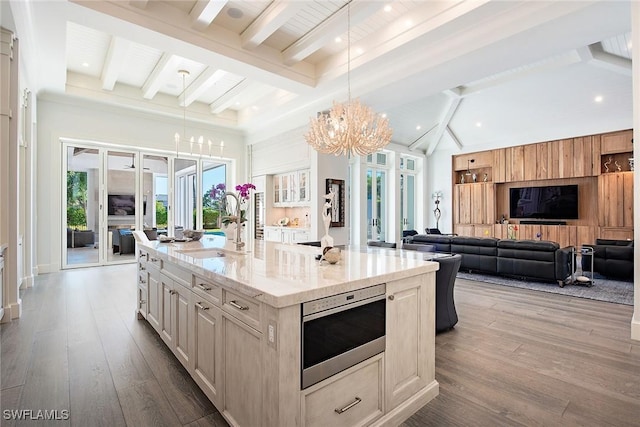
<box><xmin>9</xmin><ymin>0</ymin><xmax>634</xmax><ymax>153</ymax></box>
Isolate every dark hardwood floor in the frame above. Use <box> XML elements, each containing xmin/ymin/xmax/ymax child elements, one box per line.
<box><xmin>1</xmin><ymin>265</ymin><xmax>638</xmax><ymax>426</ymax></box>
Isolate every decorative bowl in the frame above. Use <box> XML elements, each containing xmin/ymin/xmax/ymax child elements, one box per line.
<box><xmin>322</xmin><ymin>247</ymin><xmax>341</xmax><ymax>264</ymax></box>
<box><xmin>182</xmin><ymin>229</ymin><xmax>205</xmax><ymax>241</ymax></box>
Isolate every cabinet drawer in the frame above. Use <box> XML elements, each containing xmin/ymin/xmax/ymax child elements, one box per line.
<box><xmin>147</xmin><ymin>253</ymin><xmax>162</xmax><ymax>269</ymax></box>
<box><xmin>222</xmin><ymin>289</ymin><xmax>261</xmax><ymax>331</ymax></box>
<box><xmin>192</xmin><ymin>275</ymin><xmax>222</xmax><ymax>306</ymax></box>
<box><xmin>162</xmin><ymin>261</ymin><xmax>190</xmax><ymax>287</ymax></box>
<box><xmin>138</xmin><ymin>272</ymin><xmax>148</xmax><ymax>286</ymax></box>
<box><xmin>302</xmin><ymin>355</ymin><xmax>383</xmax><ymax>427</ymax></box>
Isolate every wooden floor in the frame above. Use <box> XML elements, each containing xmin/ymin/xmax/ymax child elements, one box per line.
<box><xmin>1</xmin><ymin>265</ymin><xmax>638</xmax><ymax>427</ymax></box>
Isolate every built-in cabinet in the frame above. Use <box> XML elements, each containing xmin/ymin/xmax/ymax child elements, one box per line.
<box><xmin>452</xmin><ymin>129</ymin><xmax>634</xmax><ymax>244</ymax></box>
<box><xmin>137</xmin><ymin>248</ymin><xmax>438</xmax><ymax>426</ymax></box>
<box><xmin>273</xmin><ymin>169</ymin><xmax>311</xmax><ymax>206</ymax></box>
<box><xmin>264</xmin><ymin>226</ymin><xmax>311</xmax><ymax>244</ymax></box>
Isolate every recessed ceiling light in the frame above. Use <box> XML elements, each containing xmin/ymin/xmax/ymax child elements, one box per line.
<box><xmin>82</xmin><ymin>62</ymin><xmax>89</xmax><ymax>67</ymax></box>
<box><xmin>476</xmin><ymin>122</ymin><xmax>482</xmax><ymax>127</ymax></box>
<box><xmin>335</xmin><ymin>36</ymin><xmax>342</xmax><ymax>43</ymax></box>
<box><xmin>235</xmin><ymin>101</ymin><xmax>240</xmax><ymax>106</ymax></box>
<box><xmin>227</xmin><ymin>7</ymin><xmax>243</xmax><ymax>19</ymax></box>
<box><xmin>381</xmin><ymin>113</ymin><xmax>387</xmax><ymax>118</ymax></box>
<box><xmin>594</xmin><ymin>95</ymin><xmax>603</xmax><ymax>103</ymax></box>
<box><xmin>251</xmin><ymin>105</ymin><xmax>258</xmax><ymax>110</ymax></box>
<box><xmin>356</xmin><ymin>47</ymin><xmax>364</xmax><ymax>55</ymax></box>
<box><xmin>384</xmin><ymin>5</ymin><xmax>392</xmax><ymax>12</ymax></box>
<box><xmin>405</xmin><ymin>19</ymin><xmax>413</xmax><ymax>27</ymax></box>
<box><xmin>416</xmin><ymin>125</ymin><xmax>421</xmax><ymax>130</ymax></box>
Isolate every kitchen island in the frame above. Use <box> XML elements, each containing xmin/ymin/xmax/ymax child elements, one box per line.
<box><xmin>136</xmin><ymin>236</ymin><xmax>439</xmax><ymax>427</ymax></box>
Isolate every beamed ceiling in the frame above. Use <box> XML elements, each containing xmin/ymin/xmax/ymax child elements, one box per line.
<box><xmin>10</xmin><ymin>0</ymin><xmax>634</xmax><ymax>153</ymax></box>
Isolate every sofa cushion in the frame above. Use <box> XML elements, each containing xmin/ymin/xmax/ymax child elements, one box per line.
<box><xmin>412</xmin><ymin>235</ymin><xmax>452</xmax><ymax>252</ymax></box>
<box><xmin>595</xmin><ymin>239</ymin><xmax>633</xmax><ymax>247</ymax></box>
<box><xmin>497</xmin><ymin>239</ymin><xmax>559</xmax><ymax>252</ymax></box>
<box><xmin>603</xmin><ymin>246</ymin><xmax>633</xmax><ymax>261</ymax></box>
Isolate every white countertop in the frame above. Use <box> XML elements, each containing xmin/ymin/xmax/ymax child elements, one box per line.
<box><xmin>140</xmin><ymin>236</ymin><xmax>439</xmax><ymax>308</ymax></box>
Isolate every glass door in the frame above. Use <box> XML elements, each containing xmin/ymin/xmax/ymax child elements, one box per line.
<box><xmin>64</xmin><ymin>146</ymin><xmax>100</xmax><ymax>267</ymax></box>
<box><xmin>174</xmin><ymin>158</ymin><xmax>198</xmax><ymax>237</ymax></box>
<box><xmin>400</xmin><ymin>156</ymin><xmax>417</xmax><ymax>232</ymax></box>
<box><xmin>142</xmin><ymin>154</ymin><xmax>168</xmax><ymax>239</ymax></box>
<box><xmin>366</xmin><ymin>168</ymin><xmax>387</xmax><ymax>241</ymax></box>
<box><xmin>106</xmin><ymin>150</ymin><xmax>139</xmax><ymax>263</ymax></box>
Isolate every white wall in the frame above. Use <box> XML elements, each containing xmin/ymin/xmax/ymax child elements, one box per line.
<box><xmin>37</xmin><ymin>96</ymin><xmax>245</xmax><ymax>272</ymax></box>
<box><xmin>630</xmin><ymin>0</ymin><xmax>639</xmax><ymax>341</ymax></box>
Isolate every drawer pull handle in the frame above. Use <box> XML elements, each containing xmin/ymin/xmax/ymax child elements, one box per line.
<box><xmin>197</xmin><ymin>283</ymin><xmax>212</xmax><ymax>291</ymax></box>
<box><xmin>229</xmin><ymin>300</ymin><xmax>249</xmax><ymax>311</ymax></box>
<box><xmin>335</xmin><ymin>397</ymin><xmax>361</xmax><ymax>414</ymax></box>
<box><xmin>196</xmin><ymin>302</ymin><xmax>210</xmax><ymax>311</ymax></box>
<box><xmin>169</xmin><ymin>290</ymin><xmax>176</xmax><ymax>295</ymax></box>
<box><xmin>139</xmin><ymin>279</ymin><xmax>146</xmax><ymax>284</ymax></box>
<box><xmin>139</xmin><ymin>300</ymin><xmax>146</xmax><ymax>304</ymax></box>
<box><xmin>139</xmin><ymin>266</ymin><xmax>146</xmax><ymax>271</ymax></box>
<box><xmin>150</xmin><ymin>257</ymin><xmax>158</xmax><ymax>262</ymax></box>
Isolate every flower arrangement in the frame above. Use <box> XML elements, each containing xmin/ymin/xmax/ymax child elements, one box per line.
<box><xmin>221</xmin><ymin>182</ymin><xmax>256</xmax><ymax>226</ymax></box>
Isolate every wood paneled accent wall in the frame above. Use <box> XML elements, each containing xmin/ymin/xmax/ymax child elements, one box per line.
<box><xmin>451</xmin><ymin>129</ymin><xmax>634</xmax><ymax>246</ymax></box>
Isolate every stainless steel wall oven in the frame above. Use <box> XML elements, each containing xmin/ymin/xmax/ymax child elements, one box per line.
<box><xmin>301</xmin><ymin>284</ymin><xmax>386</xmax><ymax>389</ymax></box>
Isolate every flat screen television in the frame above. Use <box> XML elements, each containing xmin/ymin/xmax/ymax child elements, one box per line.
<box><xmin>108</xmin><ymin>194</ymin><xmax>146</xmax><ymax>216</ymax></box>
<box><xmin>509</xmin><ymin>185</ymin><xmax>578</xmax><ymax>219</ymax></box>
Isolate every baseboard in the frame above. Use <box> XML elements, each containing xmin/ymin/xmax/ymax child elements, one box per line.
<box><xmin>1</xmin><ymin>300</ymin><xmax>22</xmax><ymax>323</ymax></box>
<box><xmin>37</xmin><ymin>263</ymin><xmax>57</xmax><ymax>274</ymax></box>
<box><xmin>21</xmin><ymin>274</ymin><xmax>34</xmax><ymax>289</ymax></box>
<box><xmin>631</xmin><ymin>313</ymin><xmax>640</xmax><ymax>341</ymax></box>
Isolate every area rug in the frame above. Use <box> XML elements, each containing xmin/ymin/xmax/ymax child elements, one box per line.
<box><xmin>456</xmin><ymin>272</ymin><xmax>634</xmax><ymax>306</ymax></box>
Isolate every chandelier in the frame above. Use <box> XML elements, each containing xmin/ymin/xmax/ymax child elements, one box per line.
<box><xmin>304</xmin><ymin>1</ymin><xmax>392</xmax><ymax>156</ymax></box>
<box><xmin>174</xmin><ymin>69</ymin><xmax>223</xmax><ymax>158</ymax></box>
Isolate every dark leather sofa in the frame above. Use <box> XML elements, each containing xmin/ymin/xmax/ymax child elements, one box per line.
<box><xmin>581</xmin><ymin>239</ymin><xmax>633</xmax><ymax>280</ymax></box>
<box><xmin>408</xmin><ymin>234</ymin><xmax>574</xmax><ymax>284</ymax></box>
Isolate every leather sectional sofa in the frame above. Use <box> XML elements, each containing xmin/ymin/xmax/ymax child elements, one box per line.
<box><xmin>581</xmin><ymin>239</ymin><xmax>633</xmax><ymax>280</ymax></box>
<box><xmin>408</xmin><ymin>234</ymin><xmax>574</xmax><ymax>284</ymax></box>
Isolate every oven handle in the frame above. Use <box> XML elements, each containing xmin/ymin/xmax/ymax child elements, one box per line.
<box><xmin>302</xmin><ymin>294</ymin><xmax>386</xmax><ymax>322</ymax></box>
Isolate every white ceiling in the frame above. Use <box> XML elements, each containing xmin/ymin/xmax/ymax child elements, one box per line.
<box><xmin>9</xmin><ymin>0</ymin><xmax>634</xmax><ymax>154</ymax></box>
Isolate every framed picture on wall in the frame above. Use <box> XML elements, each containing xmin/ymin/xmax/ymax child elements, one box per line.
<box><xmin>325</xmin><ymin>178</ymin><xmax>345</xmax><ymax>227</ymax></box>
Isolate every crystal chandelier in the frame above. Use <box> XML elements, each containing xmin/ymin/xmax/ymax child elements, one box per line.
<box><xmin>304</xmin><ymin>1</ymin><xmax>392</xmax><ymax>156</ymax></box>
<box><xmin>174</xmin><ymin>69</ymin><xmax>223</xmax><ymax>157</ymax></box>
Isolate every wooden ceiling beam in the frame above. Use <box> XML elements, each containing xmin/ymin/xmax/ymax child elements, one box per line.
<box><xmin>101</xmin><ymin>36</ymin><xmax>131</xmax><ymax>91</ymax></box>
<box><xmin>142</xmin><ymin>53</ymin><xmax>181</xmax><ymax>100</ymax></box>
<box><xmin>241</xmin><ymin>1</ymin><xmax>304</xmax><ymax>50</ymax></box>
<box><xmin>183</xmin><ymin>68</ymin><xmax>227</xmax><ymax>106</ymax></box>
<box><xmin>190</xmin><ymin>0</ymin><xmax>228</xmax><ymax>31</ymax></box>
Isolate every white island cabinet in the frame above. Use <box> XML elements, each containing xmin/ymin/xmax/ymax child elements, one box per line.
<box><xmin>137</xmin><ymin>238</ymin><xmax>439</xmax><ymax>427</ymax></box>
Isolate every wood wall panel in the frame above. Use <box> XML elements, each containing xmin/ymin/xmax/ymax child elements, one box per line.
<box><xmin>458</xmin><ymin>185</ymin><xmax>471</xmax><ymax>224</ymax></box>
<box><xmin>470</xmin><ymin>184</ymin><xmax>484</xmax><ymax>224</ymax></box>
<box><xmin>509</xmin><ymin>146</ymin><xmax>525</xmax><ymax>182</ymax></box>
<box><xmin>493</xmin><ymin>149</ymin><xmax>506</xmax><ymax>183</ymax></box>
<box><xmin>548</xmin><ymin>141</ymin><xmax>561</xmax><ymax>179</ymax></box>
<box><xmin>536</xmin><ymin>142</ymin><xmax>550</xmax><ymax>180</ymax></box>
<box><xmin>575</xmin><ymin>226</ymin><xmax>597</xmax><ymax>246</ymax></box>
<box><xmin>598</xmin><ymin>172</ymin><xmax>635</xmax><ymax>228</ymax></box>
<box><xmin>455</xmin><ymin>224</ymin><xmax>474</xmax><ymax>237</ymax></box>
<box><xmin>523</xmin><ymin>144</ymin><xmax>537</xmax><ymax>181</ymax></box>
<box><xmin>591</xmin><ymin>135</ymin><xmax>601</xmax><ymax>176</ymax></box>
<box><xmin>474</xmin><ymin>225</ymin><xmax>493</xmax><ymax>238</ymax></box>
<box><xmin>599</xmin><ymin>227</ymin><xmax>633</xmax><ymax>240</ymax></box>
<box><xmin>601</xmin><ymin>129</ymin><xmax>633</xmax><ymax>154</ymax></box>
<box><xmin>559</xmin><ymin>139</ymin><xmax>574</xmax><ymax>178</ymax></box>
<box><xmin>452</xmin><ymin>130</ymin><xmax>632</xmax><ymax>243</ymax></box>
<box><xmin>484</xmin><ymin>184</ymin><xmax>495</xmax><ymax>225</ymax></box>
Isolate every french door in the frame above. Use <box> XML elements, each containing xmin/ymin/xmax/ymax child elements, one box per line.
<box><xmin>366</xmin><ymin>168</ymin><xmax>387</xmax><ymax>241</ymax></box>
<box><xmin>64</xmin><ymin>145</ymin><xmax>140</xmax><ymax>267</ymax></box>
<box><xmin>400</xmin><ymin>156</ymin><xmax>418</xmax><ymax>233</ymax></box>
